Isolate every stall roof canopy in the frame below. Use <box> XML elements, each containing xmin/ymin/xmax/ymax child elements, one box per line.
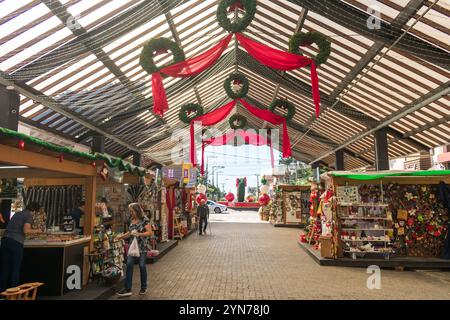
<box><xmin>1</xmin><ymin>0</ymin><xmax>449</xmax><ymax>169</ymax></box>
<box><xmin>0</xmin><ymin>126</ymin><xmax>147</xmax><ymax>176</ymax></box>
<box><xmin>327</xmin><ymin>169</ymin><xmax>450</xmax><ymax>180</ymax></box>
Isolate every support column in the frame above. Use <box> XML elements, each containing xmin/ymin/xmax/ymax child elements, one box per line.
<box><xmin>92</xmin><ymin>135</ymin><xmax>105</xmax><ymax>154</ymax></box>
<box><xmin>311</xmin><ymin>162</ymin><xmax>320</xmax><ymax>182</ymax></box>
<box><xmin>0</xmin><ymin>85</ymin><xmax>20</xmax><ymax>130</ymax></box>
<box><xmin>374</xmin><ymin>127</ymin><xmax>390</xmax><ymax>171</ymax></box>
<box><xmin>335</xmin><ymin>149</ymin><xmax>345</xmax><ymax>171</ymax></box>
<box><xmin>132</xmin><ymin>152</ymin><xmax>141</xmax><ymax>166</ymax></box>
<box><xmin>84</xmin><ymin>176</ymin><xmax>97</xmax><ymax>250</ymax></box>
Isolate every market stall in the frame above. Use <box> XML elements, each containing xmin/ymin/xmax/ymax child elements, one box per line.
<box><xmin>272</xmin><ymin>185</ymin><xmax>310</xmax><ymax>228</ymax></box>
<box><xmin>298</xmin><ymin>170</ymin><xmax>450</xmax><ymax>269</ymax></box>
<box><xmin>0</xmin><ymin>127</ymin><xmax>147</xmax><ymax>295</ymax></box>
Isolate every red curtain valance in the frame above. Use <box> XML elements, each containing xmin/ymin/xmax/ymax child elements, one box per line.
<box><xmin>151</xmin><ymin>33</ymin><xmax>321</xmax><ymax>118</ymax></box>
<box><xmin>190</xmin><ymin>99</ymin><xmax>290</xmax><ymax>167</ymax></box>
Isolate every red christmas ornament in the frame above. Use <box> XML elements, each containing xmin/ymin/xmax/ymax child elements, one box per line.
<box><xmin>258</xmin><ymin>193</ymin><xmax>270</xmax><ymax>206</ymax></box>
<box><xmin>434</xmin><ymin>231</ymin><xmax>441</xmax><ymax>237</ymax></box>
<box><xmin>58</xmin><ymin>154</ymin><xmax>64</xmax><ymax>162</ymax></box>
<box><xmin>225</xmin><ymin>192</ymin><xmax>235</xmax><ymax>202</ymax></box>
<box><xmin>196</xmin><ymin>193</ymin><xmax>207</xmax><ymax>205</ymax></box>
<box><xmin>233</xmin><ymin>79</ymin><xmax>243</xmax><ymax>85</ymax></box>
<box><xmin>91</xmin><ymin>161</ymin><xmax>97</xmax><ymax>168</ymax></box>
<box><xmin>228</xmin><ymin>0</ymin><xmax>244</xmax><ymax>12</ymax></box>
<box><xmin>407</xmin><ymin>218</ymin><xmax>414</xmax><ymax>227</ymax></box>
<box><xmin>426</xmin><ymin>225</ymin><xmax>434</xmax><ymax>232</ymax></box>
<box><xmin>18</xmin><ymin>140</ymin><xmax>25</xmax><ymax>150</ymax></box>
<box><xmin>246</xmin><ymin>195</ymin><xmax>254</xmax><ymax>203</ymax></box>
<box><xmin>406</xmin><ymin>239</ymin><xmax>413</xmax><ymax>246</ymax></box>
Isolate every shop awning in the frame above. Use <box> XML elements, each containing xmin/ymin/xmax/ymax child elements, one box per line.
<box><xmin>328</xmin><ymin>170</ymin><xmax>450</xmax><ymax>180</ymax></box>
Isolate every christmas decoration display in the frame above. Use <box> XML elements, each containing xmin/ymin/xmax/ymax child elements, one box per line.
<box><xmin>196</xmin><ymin>183</ymin><xmax>207</xmax><ymax>195</ymax></box>
<box><xmin>236</xmin><ymin>177</ymin><xmax>247</xmax><ymax>202</ymax></box>
<box><xmin>258</xmin><ymin>193</ymin><xmax>270</xmax><ymax>206</ymax></box>
<box><xmin>224</xmin><ymin>72</ymin><xmax>249</xmax><ymax>99</ymax></box>
<box><xmin>269</xmin><ymin>98</ymin><xmax>295</xmax><ymax>120</ymax></box>
<box><xmin>259</xmin><ymin>184</ymin><xmax>269</xmax><ymax>195</ymax></box>
<box><xmin>229</xmin><ymin>114</ymin><xmax>247</xmax><ymax>129</ymax></box>
<box><xmin>179</xmin><ymin>103</ymin><xmax>204</xmax><ymax>124</ymax></box>
<box><xmin>217</xmin><ymin>0</ymin><xmax>257</xmax><ymax>32</ymax></box>
<box><xmin>196</xmin><ymin>193</ymin><xmax>207</xmax><ymax>205</ymax></box>
<box><xmin>289</xmin><ymin>31</ymin><xmax>331</xmax><ymax>66</ymax></box>
<box><xmin>139</xmin><ymin>37</ymin><xmax>185</xmax><ymax>74</ymax></box>
<box><xmin>18</xmin><ymin>140</ymin><xmax>25</xmax><ymax>150</ymax></box>
<box><xmin>246</xmin><ymin>195</ymin><xmax>255</xmax><ymax>202</ymax></box>
<box><xmin>225</xmin><ymin>192</ymin><xmax>235</xmax><ymax>202</ymax></box>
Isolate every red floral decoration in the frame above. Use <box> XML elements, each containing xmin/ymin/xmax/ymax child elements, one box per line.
<box><xmin>228</xmin><ymin>0</ymin><xmax>244</xmax><ymax>12</ymax></box>
<box><xmin>196</xmin><ymin>193</ymin><xmax>208</xmax><ymax>205</ymax></box>
<box><xmin>18</xmin><ymin>140</ymin><xmax>25</xmax><ymax>150</ymax></box>
<box><xmin>225</xmin><ymin>192</ymin><xmax>235</xmax><ymax>202</ymax></box>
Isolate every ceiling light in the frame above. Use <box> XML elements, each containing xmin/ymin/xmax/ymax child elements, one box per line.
<box><xmin>6</xmin><ymin>85</ymin><xmax>15</xmax><ymax>90</ymax></box>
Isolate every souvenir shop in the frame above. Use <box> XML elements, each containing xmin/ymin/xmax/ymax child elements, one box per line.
<box><xmin>299</xmin><ymin>170</ymin><xmax>450</xmax><ymax>268</ymax></box>
<box><xmin>162</xmin><ymin>164</ymin><xmax>198</xmax><ymax>241</ymax></box>
<box><xmin>0</xmin><ymin>128</ymin><xmax>147</xmax><ymax>295</ymax></box>
<box><xmin>271</xmin><ymin>184</ymin><xmax>310</xmax><ymax>227</ymax></box>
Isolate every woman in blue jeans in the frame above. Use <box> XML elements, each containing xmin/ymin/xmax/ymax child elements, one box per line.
<box><xmin>116</xmin><ymin>203</ymin><xmax>153</xmax><ymax>297</ymax></box>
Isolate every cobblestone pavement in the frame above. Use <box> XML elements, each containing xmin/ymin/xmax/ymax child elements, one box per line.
<box><xmin>113</xmin><ymin>212</ymin><xmax>450</xmax><ymax>300</ymax></box>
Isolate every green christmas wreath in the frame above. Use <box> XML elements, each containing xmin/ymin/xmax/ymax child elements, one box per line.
<box><xmin>140</xmin><ymin>37</ymin><xmax>185</xmax><ymax>74</ymax></box>
<box><xmin>179</xmin><ymin>103</ymin><xmax>204</xmax><ymax>124</ymax></box>
<box><xmin>288</xmin><ymin>31</ymin><xmax>331</xmax><ymax>66</ymax></box>
<box><xmin>269</xmin><ymin>99</ymin><xmax>296</xmax><ymax>120</ymax></box>
<box><xmin>217</xmin><ymin>0</ymin><xmax>257</xmax><ymax>33</ymax></box>
<box><xmin>224</xmin><ymin>73</ymin><xmax>249</xmax><ymax>99</ymax></box>
<box><xmin>229</xmin><ymin>114</ymin><xmax>247</xmax><ymax>129</ymax></box>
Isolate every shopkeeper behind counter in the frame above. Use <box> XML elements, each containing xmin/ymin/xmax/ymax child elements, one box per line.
<box><xmin>0</xmin><ymin>202</ymin><xmax>42</xmax><ymax>292</ymax></box>
<box><xmin>70</xmin><ymin>201</ymin><xmax>85</xmax><ymax>235</ymax></box>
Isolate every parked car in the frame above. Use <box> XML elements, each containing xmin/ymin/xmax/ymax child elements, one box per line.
<box><xmin>207</xmin><ymin>200</ymin><xmax>228</xmax><ymax>214</ymax></box>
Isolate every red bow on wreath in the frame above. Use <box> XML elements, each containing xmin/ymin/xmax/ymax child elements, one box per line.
<box><xmin>154</xmin><ymin>48</ymin><xmax>168</xmax><ymax>55</ymax></box>
<box><xmin>228</xmin><ymin>1</ymin><xmax>244</xmax><ymax>12</ymax></box>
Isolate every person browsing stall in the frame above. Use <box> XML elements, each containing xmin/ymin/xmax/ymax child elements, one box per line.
<box><xmin>0</xmin><ymin>202</ymin><xmax>42</xmax><ymax>292</ymax></box>
<box><xmin>70</xmin><ymin>201</ymin><xmax>85</xmax><ymax>234</ymax></box>
<box><xmin>116</xmin><ymin>203</ymin><xmax>153</xmax><ymax>297</ymax></box>
<box><xmin>197</xmin><ymin>199</ymin><xmax>209</xmax><ymax>236</ymax></box>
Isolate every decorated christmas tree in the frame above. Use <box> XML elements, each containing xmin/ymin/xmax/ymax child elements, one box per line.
<box><xmin>236</xmin><ymin>177</ymin><xmax>247</xmax><ymax>202</ymax></box>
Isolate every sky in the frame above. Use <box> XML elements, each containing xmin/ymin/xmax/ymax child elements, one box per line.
<box><xmin>203</xmin><ymin>144</ymin><xmax>281</xmax><ymax>195</ymax></box>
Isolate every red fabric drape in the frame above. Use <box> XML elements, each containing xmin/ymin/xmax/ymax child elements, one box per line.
<box><xmin>191</xmin><ymin>99</ymin><xmax>291</xmax><ymax>166</ymax></box>
<box><xmin>190</xmin><ymin>100</ymin><xmax>237</xmax><ymax>166</ymax></box>
<box><xmin>235</xmin><ymin>33</ymin><xmax>320</xmax><ymax>118</ymax></box>
<box><xmin>166</xmin><ymin>188</ymin><xmax>175</xmax><ymax>239</ymax></box>
<box><xmin>151</xmin><ymin>35</ymin><xmax>232</xmax><ymax>116</ymax></box>
<box><xmin>238</xmin><ymin>99</ymin><xmax>291</xmax><ymax>158</ymax></box>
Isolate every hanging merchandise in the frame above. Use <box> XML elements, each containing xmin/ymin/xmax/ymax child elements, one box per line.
<box><xmin>259</xmin><ymin>193</ymin><xmax>270</xmax><ymax>206</ymax></box>
<box><xmin>196</xmin><ymin>193</ymin><xmax>208</xmax><ymax>205</ymax></box>
<box><xmin>268</xmin><ymin>99</ymin><xmax>296</xmax><ymax>121</ymax></box>
<box><xmin>229</xmin><ymin>114</ymin><xmax>247</xmax><ymax>129</ymax></box>
<box><xmin>224</xmin><ymin>73</ymin><xmax>249</xmax><ymax>99</ymax></box>
<box><xmin>179</xmin><ymin>103</ymin><xmax>204</xmax><ymax>124</ymax></box>
<box><xmin>216</xmin><ymin>0</ymin><xmax>257</xmax><ymax>32</ymax></box>
<box><xmin>289</xmin><ymin>31</ymin><xmax>331</xmax><ymax>66</ymax></box>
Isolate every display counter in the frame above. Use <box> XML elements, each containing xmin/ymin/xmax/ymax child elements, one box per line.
<box><xmin>19</xmin><ymin>235</ymin><xmax>91</xmax><ymax>296</ymax></box>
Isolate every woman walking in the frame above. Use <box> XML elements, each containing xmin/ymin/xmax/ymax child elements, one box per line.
<box><xmin>116</xmin><ymin>203</ymin><xmax>153</xmax><ymax>297</ymax></box>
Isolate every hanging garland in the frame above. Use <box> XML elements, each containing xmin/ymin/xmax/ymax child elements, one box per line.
<box><xmin>224</xmin><ymin>73</ymin><xmax>249</xmax><ymax>99</ymax></box>
<box><xmin>217</xmin><ymin>0</ymin><xmax>257</xmax><ymax>33</ymax></box>
<box><xmin>288</xmin><ymin>31</ymin><xmax>331</xmax><ymax>66</ymax></box>
<box><xmin>140</xmin><ymin>38</ymin><xmax>185</xmax><ymax>74</ymax></box>
<box><xmin>229</xmin><ymin>114</ymin><xmax>247</xmax><ymax>129</ymax></box>
<box><xmin>268</xmin><ymin>98</ymin><xmax>295</xmax><ymax>120</ymax></box>
<box><xmin>179</xmin><ymin>103</ymin><xmax>204</xmax><ymax>124</ymax></box>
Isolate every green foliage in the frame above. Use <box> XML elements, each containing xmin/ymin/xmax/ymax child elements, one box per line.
<box><xmin>179</xmin><ymin>103</ymin><xmax>204</xmax><ymax>124</ymax></box>
<box><xmin>224</xmin><ymin>73</ymin><xmax>249</xmax><ymax>99</ymax></box>
<box><xmin>229</xmin><ymin>114</ymin><xmax>247</xmax><ymax>129</ymax></box>
<box><xmin>269</xmin><ymin>98</ymin><xmax>295</xmax><ymax>120</ymax></box>
<box><xmin>237</xmin><ymin>178</ymin><xmax>246</xmax><ymax>202</ymax></box>
<box><xmin>139</xmin><ymin>37</ymin><xmax>185</xmax><ymax>74</ymax></box>
<box><xmin>217</xmin><ymin>0</ymin><xmax>257</xmax><ymax>33</ymax></box>
<box><xmin>289</xmin><ymin>31</ymin><xmax>331</xmax><ymax>66</ymax></box>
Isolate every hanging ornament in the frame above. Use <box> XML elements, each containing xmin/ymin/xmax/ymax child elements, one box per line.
<box><xmin>228</xmin><ymin>0</ymin><xmax>244</xmax><ymax>12</ymax></box>
<box><xmin>58</xmin><ymin>154</ymin><xmax>64</xmax><ymax>162</ymax></box>
<box><xmin>258</xmin><ymin>193</ymin><xmax>270</xmax><ymax>206</ymax></box>
<box><xmin>225</xmin><ymin>192</ymin><xmax>235</xmax><ymax>202</ymax></box>
<box><xmin>197</xmin><ymin>184</ymin><xmax>207</xmax><ymax>195</ymax></box>
<box><xmin>217</xmin><ymin>0</ymin><xmax>256</xmax><ymax>32</ymax></box>
<box><xmin>140</xmin><ymin>37</ymin><xmax>185</xmax><ymax>74</ymax></box>
<box><xmin>91</xmin><ymin>161</ymin><xmax>97</xmax><ymax>168</ymax></box>
<box><xmin>18</xmin><ymin>140</ymin><xmax>25</xmax><ymax>150</ymax></box>
<box><xmin>196</xmin><ymin>193</ymin><xmax>207</xmax><ymax>205</ymax></box>
<box><xmin>259</xmin><ymin>184</ymin><xmax>270</xmax><ymax>194</ymax></box>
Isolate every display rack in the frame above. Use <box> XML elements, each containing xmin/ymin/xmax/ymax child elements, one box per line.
<box><xmin>338</xmin><ymin>202</ymin><xmax>393</xmax><ymax>260</ymax></box>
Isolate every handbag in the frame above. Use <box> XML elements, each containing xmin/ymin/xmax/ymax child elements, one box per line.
<box><xmin>128</xmin><ymin>237</ymin><xmax>140</xmax><ymax>257</ymax></box>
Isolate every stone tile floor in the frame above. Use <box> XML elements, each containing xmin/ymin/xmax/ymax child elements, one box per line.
<box><xmin>112</xmin><ymin>211</ymin><xmax>450</xmax><ymax>300</ymax></box>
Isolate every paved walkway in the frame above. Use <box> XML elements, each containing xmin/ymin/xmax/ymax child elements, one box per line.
<box><xmin>113</xmin><ymin>212</ymin><xmax>450</xmax><ymax>300</ymax></box>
